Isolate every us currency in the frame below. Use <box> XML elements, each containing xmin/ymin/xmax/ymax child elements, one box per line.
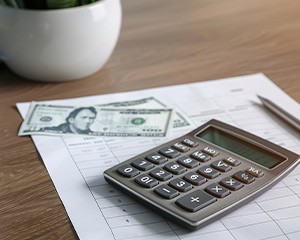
<box><xmin>18</xmin><ymin>102</ymin><xmax>174</xmax><ymax>137</ymax></box>
<box><xmin>98</xmin><ymin>97</ymin><xmax>193</xmax><ymax>129</ymax></box>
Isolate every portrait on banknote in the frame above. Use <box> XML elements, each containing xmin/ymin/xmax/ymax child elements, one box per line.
<box><xmin>42</xmin><ymin>107</ymin><xmax>97</xmax><ymax>134</ymax></box>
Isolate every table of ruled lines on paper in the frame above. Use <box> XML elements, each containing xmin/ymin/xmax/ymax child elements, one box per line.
<box><xmin>18</xmin><ymin>74</ymin><xmax>300</xmax><ymax>240</ymax></box>
<box><xmin>63</xmin><ymin>99</ymin><xmax>300</xmax><ymax>239</ymax></box>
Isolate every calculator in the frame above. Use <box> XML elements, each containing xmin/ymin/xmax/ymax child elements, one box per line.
<box><xmin>104</xmin><ymin>119</ymin><xmax>300</xmax><ymax>230</ymax></box>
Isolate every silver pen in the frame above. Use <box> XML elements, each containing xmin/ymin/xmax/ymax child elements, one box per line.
<box><xmin>257</xmin><ymin>95</ymin><xmax>300</xmax><ymax>132</ymax></box>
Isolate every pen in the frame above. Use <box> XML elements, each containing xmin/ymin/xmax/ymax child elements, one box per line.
<box><xmin>257</xmin><ymin>95</ymin><xmax>300</xmax><ymax>132</ymax></box>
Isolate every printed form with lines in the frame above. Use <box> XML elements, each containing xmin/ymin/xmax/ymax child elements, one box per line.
<box><xmin>17</xmin><ymin>74</ymin><xmax>300</xmax><ymax>240</ymax></box>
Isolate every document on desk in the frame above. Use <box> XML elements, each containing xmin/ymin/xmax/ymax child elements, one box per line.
<box><xmin>17</xmin><ymin>73</ymin><xmax>300</xmax><ymax>240</ymax></box>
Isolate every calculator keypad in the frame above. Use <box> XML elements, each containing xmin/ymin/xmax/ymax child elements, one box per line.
<box><xmin>114</xmin><ymin>137</ymin><xmax>264</xmax><ymax>215</ymax></box>
<box><xmin>103</xmin><ymin>119</ymin><xmax>300</xmax><ymax>232</ymax></box>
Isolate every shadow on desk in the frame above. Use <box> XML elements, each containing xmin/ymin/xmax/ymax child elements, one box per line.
<box><xmin>0</xmin><ymin>62</ymin><xmax>40</xmax><ymax>86</ymax></box>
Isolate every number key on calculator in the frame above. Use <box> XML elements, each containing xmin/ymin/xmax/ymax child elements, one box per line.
<box><xmin>104</xmin><ymin>119</ymin><xmax>300</xmax><ymax>230</ymax></box>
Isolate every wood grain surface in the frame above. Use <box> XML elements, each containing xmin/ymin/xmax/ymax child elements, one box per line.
<box><xmin>1</xmin><ymin>0</ymin><xmax>300</xmax><ymax>239</ymax></box>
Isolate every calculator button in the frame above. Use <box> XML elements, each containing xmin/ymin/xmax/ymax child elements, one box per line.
<box><xmin>182</xmin><ymin>138</ymin><xmax>199</xmax><ymax>148</ymax></box>
<box><xmin>246</xmin><ymin>167</ymin><xmax>264</xmax><ymax>178</ymax></box>
<box><xmin>149</xmin><ymin>168</ymin><xmax>173</xmax><ymax>181</ymax></box>
<box><xmin>233</xmin><ymin>171</ymin><xmax>255</xmax><ymax>184</ymax></box>
<box><xmin>177</xmin><ymin>156</ymin><xmax>199</xmax><ymax>168</ymax></box>
<box><xmin>169</xmin><ymin>178</ymin><xmax>193</xmax><ymax>192</ymax></box>
<box><xmin>224</xmin><ymin>156</ymin><xmax>241</xmax><ymax>166</ymax></box>
<box><xmin>135</xmin><ymin>174</ymin><xmax>159</xmax><ymax>188</ymax></box>
<box><xmin>172</xmin><ymin>142</ymin><xmax>190</xmax><ymax>152</ymax></box>
<box><xmin>202</xmin><ymin>146</ymin><xmax>219</xmax><ymax>157</ymax></box>
<box><xmin>117</xmin><ymin>165</ymin><xmax>140</xmax><ymax>178</ymax></box>
<box><xmin>211</xmin><ymin>160</ymin><xmax>232</xmax><ymax>172</ymax></box>
<box><xmin>191</xmin><ymin>151</ymin><xmax>211</xmax><ymax>162</ymax></box>
<box><xmin>159</xmin><ymin>147</ymin><xmax>181</xmax><ymax>159</ymax></box>
<box><xmin>131</xmin><ymin>158</ymin><xmax>154</xmax><ymax>171</ymax></box>
<box><xmin>154</xmin><ymin>184</ymin><xmax>179</xmax><ymax>199</ymax></box>
<box><xmin>145</xmin><ymin>153</ymin><xmax>168</xmax><ymax>164</ymax></box>
<box><xmin>164</xmin><ymin>162</ymin><xmax>186</xmax><ymax>175</ymax></box>
<box><xmin>183</xmin><ymin>172</ymin><xmax>206</xmax><ymax>186</ymax></box>
<box><xmin>206</xmin><ymin>183</ymin><xmax>230</xmax><ymax>198</ymax></box>
<box><xmin>197</xmin><ymin>166</ymin><xmax>220</xmax><ymax>179</ymax></box>
<box><xmin>220</xmin><ymin>177</ymin><xmax>243</xmax><ymax>191</ymax></box>
<box><xmin>176</xmin><ymin>190</ymin><xmax>216</xmax><ymax>212</ymax></box>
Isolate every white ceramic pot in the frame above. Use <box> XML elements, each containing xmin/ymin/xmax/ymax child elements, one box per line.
<box><xmin>0</xmin><ymin>0</ymin><xmax>122</xmax><ymax>82</ymax></box>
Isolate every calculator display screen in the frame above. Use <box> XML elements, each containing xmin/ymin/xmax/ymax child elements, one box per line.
<box><xmin>197</xmin><ymin>127</ymin><xmax>285</xmax><ymax>168</ymax></box>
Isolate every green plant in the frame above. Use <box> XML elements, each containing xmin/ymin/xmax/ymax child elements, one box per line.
<box><xmin>0</xmin><ymin>0</ymin><xmax>99</xmax><ymax>9</ymax></box>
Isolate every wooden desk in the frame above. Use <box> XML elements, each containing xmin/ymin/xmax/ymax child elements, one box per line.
<box><xmin>1</xmin><ymin>0</ymin><xmax>300</xmax><ymax>239</ymax></box>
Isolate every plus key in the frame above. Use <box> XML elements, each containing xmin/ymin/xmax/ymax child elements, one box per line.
<box><xmin>176</xmin><ymin>190</ymin><xmax>216</xmax><ymax>212</ymax></box>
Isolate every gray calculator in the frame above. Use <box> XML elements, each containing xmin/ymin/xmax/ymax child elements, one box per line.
<box><xmin>104</xmin><ymin>119</ymin><xmax>300</xmax><ymax>230</ymax></box>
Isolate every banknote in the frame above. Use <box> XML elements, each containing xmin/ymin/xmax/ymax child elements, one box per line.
<box><xmin>19</xmin><ymin>103</ymin><xmax>174</xmax><ymax>137</ymax></box>
<box><xmin>98</xmin><ymin>97</ymin><xmax>193</xmax><ymax>129</ymax></box>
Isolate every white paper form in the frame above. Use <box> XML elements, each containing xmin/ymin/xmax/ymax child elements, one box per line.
<box><xmin>17</xmin><ymin>73</ymin><xmax>300</xmax><ymax>240</ymax></box>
